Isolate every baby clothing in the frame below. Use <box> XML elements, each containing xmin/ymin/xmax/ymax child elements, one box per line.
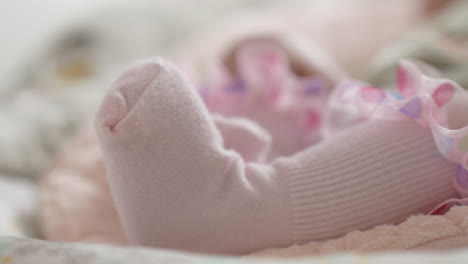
<box><xmin>39</xmin><ymin>125</ymin><xmax>468</xmax><ymax>256</ymax></box>
<box><xmin>39</xmin><ymin>36</ymin><xmax>343</xmax><ymax>246</ymax></box>
<box><xmin>186</xmin><ymin>42</ymin><xmax>331</xmax><ymax>158</ymax></box>
<box><xmin>95</xmin><ymin>57</ymin><xmax>468</xmax><ymax>255</ymax></box>
<box><xmin>36</xmin><ymin>0</ymin><xmax>468</xmax><ymax>255</ymax></box>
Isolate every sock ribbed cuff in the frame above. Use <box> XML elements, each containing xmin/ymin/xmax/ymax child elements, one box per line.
<box><xmin>274</xmin><ymin>120</ymin><xmax>458</xmax><ymax>244</ymax></box>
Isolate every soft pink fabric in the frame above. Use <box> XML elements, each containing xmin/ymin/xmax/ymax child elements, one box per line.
<box><xmin>94</xmin><ymin>58</ymin><xmax>459</xmax><ymax>255</ymax></box>
<box><xmin>40</xmin><ymin>113</ymin><xmax>272</xmax><ymax>243</ymax></box>
<box><xmin>40</xmin><ymin>127</ymin><xmax>468</xmax><ymax>256</ymax></box>
<box><xmin>40</xmin><ymin>38</ymin><xmax>335</xmax><ymax>245</ymax></box>
<box><xmin>183</xmin><ymin>40</ymin><xmax>335</xmax><ymax>158</ymax></box>
<box><xmin>39</xmin><ymin>1</ymin><xmax>463</xmax><ymax>254</ymax></box>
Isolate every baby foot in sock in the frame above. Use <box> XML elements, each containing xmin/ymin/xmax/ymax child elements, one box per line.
<box><xmin>96</xmin><ymin>58</ymin><xmax>291</xmax><ymax>254</ymax></box>
<box><xmin>96</xmin><ymin>58</ymin><xmax>459</xmax><ymax>255</ymax></box>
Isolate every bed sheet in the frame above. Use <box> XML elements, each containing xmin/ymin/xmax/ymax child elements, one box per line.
<box><xmin>1</xmin><ymin>236</ymin><xmax>468</xmax><ymax>264</ymax></box>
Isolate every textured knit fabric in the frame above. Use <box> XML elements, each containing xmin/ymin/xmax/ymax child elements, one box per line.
<box><xmin>251</xmin><ymin>205</ymin><xmax>468</xmax><ymax>257</ymax></box>
<box><xmin>39</xmin><ymin>35</ymin><xmax>340</xmax><ymax>245</ymax></box>
<box><xmin>95</xmin><ymin>58</ymin><xmax>459</xmax><ymax>255</ymax></box>
<box><xmin>40</xmin><ymin>115</ymin><xmax>269</xmax><ymax>245</ymax></box>
<box><xmin>41</xmin><ymin>127</ymin><xmax>468</xmax><ymax>256</ymax></box>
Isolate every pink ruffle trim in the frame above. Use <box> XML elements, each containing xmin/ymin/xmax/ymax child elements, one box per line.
<box><xmin>326</xmin><ymin>59</ymin><xmax>468</xmax><ymax>214</ymax></box>
<box><xmin>186</xmin><ymin>43</ymin><xmax>468</xmax><ymax>215</ymax></box>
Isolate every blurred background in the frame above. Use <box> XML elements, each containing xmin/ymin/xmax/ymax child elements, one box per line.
<box><xmin>0</xmin><ymin>0</ymin><xmax>466</xmax><ymax>243</ymax></box>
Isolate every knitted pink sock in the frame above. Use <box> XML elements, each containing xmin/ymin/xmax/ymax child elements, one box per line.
<box><xmin>95</xmin><ymin>58</ymin><xmax>458</xmax><ymax>255</ymax></box>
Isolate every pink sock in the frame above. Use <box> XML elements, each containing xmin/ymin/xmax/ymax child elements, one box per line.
<box><xmin>95</xmin><ymin>58</ymin><xmax>459</xmax><ymax>255</ymax></box>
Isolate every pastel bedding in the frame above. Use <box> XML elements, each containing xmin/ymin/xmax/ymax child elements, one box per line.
<box><xmin>2</xmin><ymin>0</ymin><xmax>468</xmax><ymax>263</ymax></box>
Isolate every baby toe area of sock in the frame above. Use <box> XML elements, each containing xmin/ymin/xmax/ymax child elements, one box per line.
<box><xmin>95</xmin><ymin>58</ymin><xmax>186</xmax><ymax>143</ymax></box>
